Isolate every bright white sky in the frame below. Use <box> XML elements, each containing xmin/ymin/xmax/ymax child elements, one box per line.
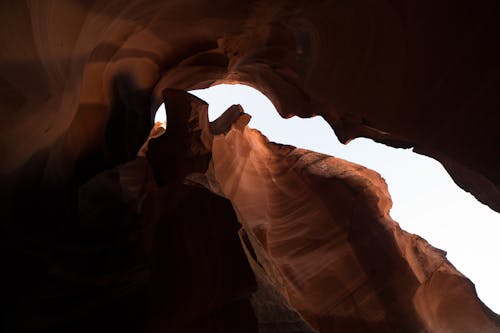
<box><xmin>156</xmin><ymin>84</ymin><xmax>500</xmax><ymax>313</ymax></box>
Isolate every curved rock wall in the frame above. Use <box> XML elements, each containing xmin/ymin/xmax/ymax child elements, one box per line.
<box><xmin>1</xmin><ymin>1</ymin><xmax>499</xmax><ymax>332</ymax></box>
<box><xmin>1</xmin><ymin>1</ymin><xmax>499</xmax><ymax>210</ymax></box>
<box><xmin>206</xmin><ymin>109</ymin><xmax>499</xmax><ymax>332</ymax></box>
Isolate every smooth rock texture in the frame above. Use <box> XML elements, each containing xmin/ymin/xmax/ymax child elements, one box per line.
<box><xmin>1</xmin><ymin>1</ymin><xmax>499</xmax><ymax>332</ymax></box>
<box><xmin>205</xmin><ymin>111</ymin><xmax>500</xmax><ymax>332</ymax></box>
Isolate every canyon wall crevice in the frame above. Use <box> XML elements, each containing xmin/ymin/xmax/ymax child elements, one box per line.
<box><xmin>1</xmin><ymin>1</ymin><xmax>499</xmax><ymax>332</ymax></box>
<box><xmin>1</xmin><ymin>1</ymin><xmax>498</xmax><ymax>211</ymax></box>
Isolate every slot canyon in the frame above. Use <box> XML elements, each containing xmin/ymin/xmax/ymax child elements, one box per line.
<box><xmin>1</xmin><ymin>1</ymin><xmax>499</xmax><ymax>332</ymax></box>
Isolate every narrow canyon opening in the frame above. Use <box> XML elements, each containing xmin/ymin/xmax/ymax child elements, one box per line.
<box><xmin>154</xmin><ymin>103</ymin><xmax>167</xmax><ymax>128</ymax></box>
<box><xmin>5</xmin><ymin>3</ymin><xmax>500</xmax><ymax>331</ymax></box>
<box><xmin>153</xmin><ymin>83</ymin><xmax>500</xmax><ymax>314</ymax></box>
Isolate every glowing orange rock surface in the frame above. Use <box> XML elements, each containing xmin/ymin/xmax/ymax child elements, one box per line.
<box><xmin>1</xmin><ymin>1</ymin><xmax>499</xmax><ymax>332</ymax></box>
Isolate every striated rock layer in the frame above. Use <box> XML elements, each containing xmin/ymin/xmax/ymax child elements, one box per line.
<box><xmin>206</xmin><ymin>103</ymin><xmax>500</xmax><ymax>332</ymax></box>
<box><xmin>1</xmin><ymin>1</ymin><xmax>500</xmax><ymax>332</ymax></box>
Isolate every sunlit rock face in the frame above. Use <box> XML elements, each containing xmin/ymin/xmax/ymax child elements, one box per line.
<box><xmin>1</xmin><ymin>1</ymin><xmax>500</xmax><ymax>332</ymax></box>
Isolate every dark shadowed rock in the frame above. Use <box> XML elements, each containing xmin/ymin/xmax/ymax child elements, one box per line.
<box><xmin>1</xmin><ymin>2</ymin><xmax>499</xmax><ymax>332</ymax></box>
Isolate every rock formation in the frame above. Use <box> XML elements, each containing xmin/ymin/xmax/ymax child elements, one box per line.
<box><xmin>1</xmin><ymin>1</ymin><xmax>499</xmax><ymax>332</ymax></box>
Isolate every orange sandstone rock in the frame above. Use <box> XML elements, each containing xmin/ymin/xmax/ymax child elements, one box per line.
<box><xmin>1</xmin><ymin>2</ymin><xmax>500</xmax><ymax>332</ymax></box>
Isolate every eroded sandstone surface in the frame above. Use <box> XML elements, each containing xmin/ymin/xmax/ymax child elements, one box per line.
<box><xmin>1</xmin><ymin>1</ymin><xmax>499</xmax><ymax>332</ymax></box>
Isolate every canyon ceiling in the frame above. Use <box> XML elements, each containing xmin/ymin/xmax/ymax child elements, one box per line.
<box><xmin>1</xmin><ymin>1</ymin><xmax>499</xmax><ymax>332</ymax></box>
